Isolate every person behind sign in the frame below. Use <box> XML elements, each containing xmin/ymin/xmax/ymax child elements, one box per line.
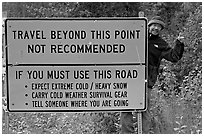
<box><xmin>120</xmin><ymin>16</ymin><xmax>185</xmax><ymax>134</ymax></box>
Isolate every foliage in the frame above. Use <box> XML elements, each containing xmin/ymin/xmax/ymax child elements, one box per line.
<box><xmin>92</xmin><ymin>112</ymin><xmax>120</xmax><ymax>134</ymax></box>
<box><xmin>5</xmin><ymin>113</ymin><xmax>96</xmax><ymax>134</ymax></box>
<box><xmin>2</xmin><ymin>2</ymin><xmax>141</xmax><ymax>18</ymax></box>
<box><xmin>2</xmin><ymin>2</ymin><xmax>202</xmax><ymax>134</ymax></box>
<box><xmin>74</xmin><ymin>2</ymin><xmax>141</xmax><ymax>17</ymax></box>
<box><xmin>152</xmin><ymin>3</ymin><xmax>202</xmax><ymax>134</ymax></box>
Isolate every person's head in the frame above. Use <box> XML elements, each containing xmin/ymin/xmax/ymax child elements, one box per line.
<box><xmin>148</xmin><ymin>16</ymin><xmax>165</xmax><ymax>35</ymax></box>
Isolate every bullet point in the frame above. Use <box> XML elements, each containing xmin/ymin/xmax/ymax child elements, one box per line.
<box><xmin>25</xmin><ymin>103</ymin><xmax>28</xmax><ymax>105</ymax></box>
<box><xmin>25</xmin><ymin>94</ymin><xmax>28</xmax><ymax>97</ymax></box>
<box><xmin>25</xmin><ymin>85</ymin><xmax>28</xmax><ymax>88</ymax></box>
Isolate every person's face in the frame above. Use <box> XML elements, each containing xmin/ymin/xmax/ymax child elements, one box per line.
<box><xmin>149</xmin><ymin>23</ymin><xmax>162</xmax><ymax>35</ymax></box>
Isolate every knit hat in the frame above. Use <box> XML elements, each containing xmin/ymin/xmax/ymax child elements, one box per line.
<box><xmin>148</xmin><ymin>16</ymin><xmax>165</xmax><ymax>29</ymax></box>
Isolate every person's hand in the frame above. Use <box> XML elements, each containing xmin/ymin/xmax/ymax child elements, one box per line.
<box><xmin>177</xmin><ymin>32</ymin><xmax>185</xmax><ymax>43</ymax></box>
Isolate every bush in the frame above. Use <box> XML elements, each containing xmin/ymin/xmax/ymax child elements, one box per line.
<box><xmin>151</xmin><ymin>4</ymin><xmax>202</xmax><ymax>134</ymax></box>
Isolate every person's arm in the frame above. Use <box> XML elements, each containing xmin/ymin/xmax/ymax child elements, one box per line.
<box><xmin>161</xmin><ymin>39</ymin><xmax>184</xmax><ymax>63</ymax></box>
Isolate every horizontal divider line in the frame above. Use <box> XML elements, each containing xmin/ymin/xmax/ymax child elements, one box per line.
<box><xmin>7</xmin><ymin>63</ymin><xmax>146</xmax><ymax>66</ymax></box>
<box><xmin>8</xmin><ymin>109</ymin><xmax>143</xmax><ymax>112</ymax></box>
<box><xmin>6</xmin><ymin>18</ymin><xmax>146</xmax><ymax>21</ymax></box>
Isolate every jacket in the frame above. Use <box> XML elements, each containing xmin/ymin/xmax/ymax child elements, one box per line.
<box><xmin>148</xmin><ymin>34</ymin><xmax>184</xmax><ymax>88</ymax></box>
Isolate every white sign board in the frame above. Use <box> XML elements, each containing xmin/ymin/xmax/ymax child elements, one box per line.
<box><xmin>6</xmin><ymin>18</ymin><xmax>147</xmax><ymax>112</ymax></box>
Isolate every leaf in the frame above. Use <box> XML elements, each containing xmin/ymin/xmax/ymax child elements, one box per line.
<box><xmin>174</xmin><ymin>128</ymin><xmax>180</xmax><ymax>131</ymax></box>
<box><xmin>175</xmin><ymin>121</ymin><xmax>180</xmax><ymax>125</ymax></box>
<box><xmin>181</xmin><ymin>125</ymin><xmax>187</xmax><ymax>129</ymax></box>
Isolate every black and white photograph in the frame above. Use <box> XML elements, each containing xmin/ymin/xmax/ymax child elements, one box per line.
<box><xmin>2</xmin><ymin>2</ymin><xmax>202</xmax><ymax>134</ymax></box>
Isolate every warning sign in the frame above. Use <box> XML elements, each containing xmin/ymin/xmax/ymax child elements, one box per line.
<box><xmin>6</xmin><ymin>18</ymin><xmax>147</xmax><ymax>112</ymax></box>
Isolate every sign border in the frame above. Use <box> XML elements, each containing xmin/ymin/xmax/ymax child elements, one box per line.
<box><xmin>5</xmin><ymin>18</ymin><xmax>148</xmax><ymax>112</ymax></box>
